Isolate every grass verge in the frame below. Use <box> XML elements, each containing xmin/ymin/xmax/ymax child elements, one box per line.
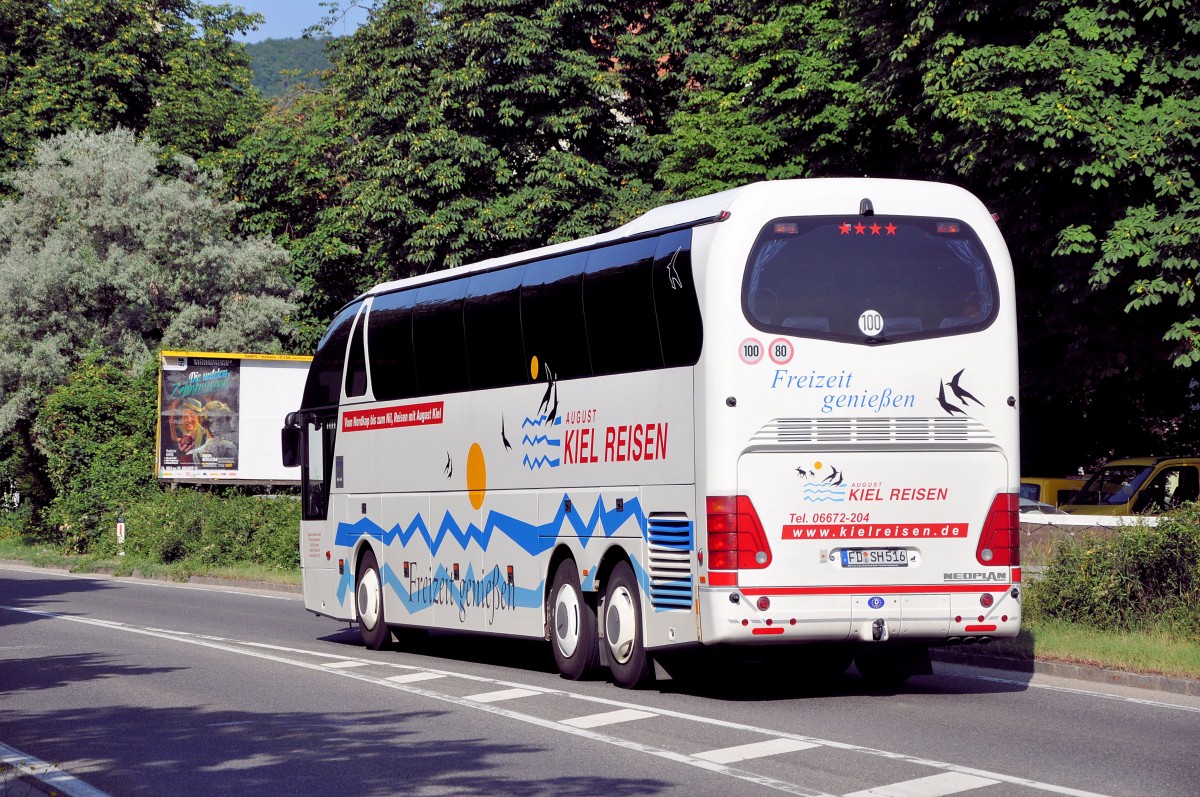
<box><xmin>0</xmin><ymin>537</ymin><xmax>300</xmax><ymax>587</ymax></box>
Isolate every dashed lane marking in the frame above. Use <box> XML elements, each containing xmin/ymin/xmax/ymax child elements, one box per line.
<box><xmin>560</xmin><ymin>708</ymin><xmax>657</xmax><ymax>728</ymax></box>
<box><xmin>843</xmin><ymin>772</ymin><xmax>1000</xmax><ymax>797</ymax></box>
<box><xmin>385</xmin><ymin>671</ymin><xmax>446</xmax><ymax>684</ymax></box>
<box><xmin>465</xmin><ymin>687</ymin><xmax>544</xmax><ymax>703</ymax></box>
<box><xmin>694</xmin><ymin>738</ymin><xmax>821</xmax><ymax>764</ymax></box>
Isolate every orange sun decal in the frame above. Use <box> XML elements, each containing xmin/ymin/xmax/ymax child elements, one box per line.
<box><xmin>467</xmin><ymin>442</ymin><xmax>486</xmax><ymax>510</ymax></box>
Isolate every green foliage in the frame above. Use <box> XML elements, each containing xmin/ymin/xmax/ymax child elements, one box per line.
<box><xmin>0</xmin><ymin>128</ymin><xmax>297</xmax><ymax>439</ymax></box>
<box><xmin>31</xmin><ymin>353</ymin><xmax>158</xmax><ymax>552</ymax></box>
<box><xmin>0</xmin><ymin>1</ymin><xmax>265</xmax><ymax>174</ymax></box>
<box><xmin>1029</xmin><ymin>504</ymin><xmax>1200</xmax><ymax>638</ymax></box>
<box><xmin>244</xmin><ymin>37</ymin><xmax>333</xmax><ymax>98</ymax></box>
<box><xmin>654</xmin><ymin>0</ymin><xmax>871</xmax><ymax>197</ymax></box>
<box><xmin>102</xmin><ymin>489</ymin><xmax>300</xmax><ymax>569</ymax></box>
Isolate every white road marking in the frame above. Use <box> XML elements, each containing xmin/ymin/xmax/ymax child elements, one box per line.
<box><xmin>321</xmin><ymin>660</ymin><xmax>372</xmax><ymax>669</ymax></box>
<box><xmin>0</xmin><ymin>740</ymin><xmax>113</xmax><ymax>797</ymax></box>
<box><xmin>0</xmin><ymin>604</ymin><xmax>1122</xmax><ymax>797</ymax></box>
<box><xmin>465</xmin><ymin>687</ymin><xmax>542</xmax><ymax>703</ymax></box>
<box><xmin>386</xmin><ymin>671</ymin><xmax>446</xmax><ymax>684</ymax></box>
<box><xmin>843</xmin><ymin>772</ymin><xmax>999</xmax><ymax>797</ymax></box>
<box><xmin>694</xmin><ymin>738</ymin><xmax>820</xmax><ymax>764</ymax></box>
<box><xmin>932</xmin><ymin>667</ymin><xmax>1200</xmax><ymax>714</ymax></box>
<box><xmin>560</xmin><ymin>708</ymin><xmax>657</xmax><ymax>728</ymax></box>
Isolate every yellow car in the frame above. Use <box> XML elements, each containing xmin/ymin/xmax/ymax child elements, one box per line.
<box><xmin>1061</xmin><ymin>457</ymin><xmax>1200</xmax><ymax>516</ymax></box>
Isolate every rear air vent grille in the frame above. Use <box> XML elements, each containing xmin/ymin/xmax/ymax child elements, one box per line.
<box><xmin>647</xmin><ymin>515</ymin><xmax>693</xmax><ymax>611</ymax></box>
<box><xmin>750</xmin><ymin>417</ymin><xmax>994</xmax><ymax>449</ymax></box>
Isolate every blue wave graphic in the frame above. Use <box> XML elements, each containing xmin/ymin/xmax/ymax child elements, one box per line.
<box><xmin>522</xmin><ymin>454</ymin><xmax>561</xmax><ymax>470</ymax></box>
<box><xmin>521</xmin><ymin>415</ymin><xmax>563</xmax><ymax>428</ymax></box>
<box><xmin>522</xmin><ymin>434</ymin><xmax>561</xmax><ymax>447</ymax></box>
<box><xmin>334</xmin><ymin>495</ymin><xmax>653</xmax><ymax>609</ymax></box>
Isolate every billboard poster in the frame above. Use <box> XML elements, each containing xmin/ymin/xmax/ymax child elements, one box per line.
<box><xmin>158</xmin><ymin>351</ymin><xmax>312</xmax><ymax>484</ymax></box>
<box><xmin>160</xmin><ymin>355</ymin><xmax>241</xmax><ymax>473</ymax></box>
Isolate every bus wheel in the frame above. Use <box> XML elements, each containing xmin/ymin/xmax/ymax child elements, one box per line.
<box><xmin>549</xmin><ymin>559</ymin><xmax>600</xmax><ymax>680</ymax></box>
<box><xmin>356</xmin><ymin>549</ymin><xmax>390</xmax><ymax>650</ymax></box>
<box><xmin>603</xmin><ymin>561</ymin><xmax>651</xmax><ymax>689</ymax></box>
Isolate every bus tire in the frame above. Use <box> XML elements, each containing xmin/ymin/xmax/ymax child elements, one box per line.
<box><xmin>549</xmin><ymin>559</ymin><xmax>600</xmax><ymax>680</ymax></box>
<box><xmin>356</xmin><ymin>548</ymin><xmax>390</xmax><ymax>651</ymax></box>
<box><xmin>603</xmin><ymin>561</ymin><xmax>651</xmax><ymax>689</ymax></box>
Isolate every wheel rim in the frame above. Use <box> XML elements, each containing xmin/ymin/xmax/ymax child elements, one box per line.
<box><xmin>605</xmin><ymin>584</ymin><xmax>638</xmax><ymax>664</ymax></box>
<box><xmin>554</xmin><ymin>583</ymin><xmax>581</xmax><ymax>658</ymax></box>
<box><xmin>357</xmin><ymin>566</ymin><xmax>381</xmax><ymax>631</ymax></box>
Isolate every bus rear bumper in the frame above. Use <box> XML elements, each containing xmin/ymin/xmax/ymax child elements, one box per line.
<box><xmin>696</xmin><ymin>585</ymin><xmax>1021</xmax><ymax>645</ymax></box>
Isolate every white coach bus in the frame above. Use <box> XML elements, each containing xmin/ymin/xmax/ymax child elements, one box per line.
<box><xmin>281</xmin><ymin>179</ymin><xmax>1022</xmax><ymax>688</ymax></box>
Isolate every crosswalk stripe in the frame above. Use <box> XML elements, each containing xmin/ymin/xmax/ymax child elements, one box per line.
<box><xmin>560</xmin><ymin>708</ymin><xmax>658</xmax><ymax>728</ymax></box>
<box><xmin>385</xmin><ymin>672</ymin><xmax>446</xmax><ymax>684</ymax></box>
<box><xmin>843</xmin><ymin>772</ymin><xmax>1000</xmax><ymax>797</ymax></box>
<box><xmin>464</xmin><ymin>687</ymin><xmax>542</xmax><ymax>703</ymax></box>
<box><xmin>692</xmin><ymin>737</ymin><xmax>819</xmax><ymax>764</ymax></box>
<box><xmin>321</xmin><ymin>660</ymin><xmax>370</xmax><ymax>669</ymax></box>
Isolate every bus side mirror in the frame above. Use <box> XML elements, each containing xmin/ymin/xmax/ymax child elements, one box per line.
<box><xmin>281</xmin><ymin>424</ymin><xmax>301</xmax><ymax>468</ymax></box>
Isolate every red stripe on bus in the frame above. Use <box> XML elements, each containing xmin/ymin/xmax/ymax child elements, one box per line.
<box><xmin>735</xmin><ymin>584</ymin><xmax>1012</xmax><ymax>596</ymax></box>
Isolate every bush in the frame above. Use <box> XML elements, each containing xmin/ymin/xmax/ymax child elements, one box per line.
<box><xmin>1028</xmin><ymin>503</ymin><xmax>1200</xmax><ymax>637</ymax></box>
<box><xmin>96</xmin><ymin>488</ymin><xmax>300</xmax><ymax>570</ymax></box>
<box><xmin>32</xmin><ymin>353</ymin><xmax>158</xmax><ymax>552</ymax></box>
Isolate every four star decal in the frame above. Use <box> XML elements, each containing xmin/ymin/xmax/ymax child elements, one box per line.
<box><xmin>839</xmin><ymin>221</ymin><xmax>898</xmax><ymax>235</ymax></box>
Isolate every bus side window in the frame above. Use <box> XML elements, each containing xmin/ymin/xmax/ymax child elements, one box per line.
<box><xmin>521</xmin><ymin>252</ymin><xmax>590</xmax><ymax>380</ymax></box>
<box><xmin>652</xmin><ymin>230</ymin><xmax>702</xmax><ymax>367</ymax></box>
<box><xmin>584</xmin><ymin>238</ymin><xmax>662</xmax><ymax>375</ymax></box>
<box><xmin>301</xmin><ymin>416</ymin><xmax>336</xmax><ymax>521</ymax></box>
<box><xmin>301</xmin><ymin>301</ymin><xmax>362</xmax><ymax>410</ymax></box>
<box><xmin>368</xmin><ymin>290</ymin><xmax>418</xmax><ymax>401</ymax></box>
<box><xmin>344</xmin><ymin>309</ymin><xmax>368</xmax><ymax>398</ymax></box>
<box><xmin>465</xmin><ymin>266</ymin><xmax>527</xmax><ymax>390</ymax></box>
<box><xmin>414</xmin><ymin>280</ymin><xmax>469</xmax><ymax>395</ymax></box>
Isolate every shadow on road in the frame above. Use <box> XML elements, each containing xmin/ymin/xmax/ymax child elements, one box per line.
<box><xmin>2</xmin><ymin>700</ymin><xmax>672</xmax><ymax>797</ymax></box>
<box><xmin>317</xmin><ymin>625</ymin><xmax>1033</xmax><ymax>701</ymax></box>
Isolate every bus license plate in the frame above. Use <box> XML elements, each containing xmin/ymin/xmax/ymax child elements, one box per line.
<box><xmin>841</xmin><ymin>548</ymin><xmax>908</xmax><ymax>567</ymax></box>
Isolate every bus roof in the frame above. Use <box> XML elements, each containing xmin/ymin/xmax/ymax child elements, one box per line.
<box><xmin>358</xmin><ymin>178</ymin><xmax>984</xmax><ymax>299</ymax></box>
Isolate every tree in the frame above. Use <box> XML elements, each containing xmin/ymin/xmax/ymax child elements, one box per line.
<box><xmin>0</xmin><ymin>128</ymin><xmax>297</xmax><ymax>441</ymax></box>
<box><xmin>0</xmin><ymin>0</ymin><xmax>265</xmax><ymax>175</ymax></box>
<box><xmin>843</xmin><ymin>0</ymin><xmax>1200</xmax><ymax>467</ymax></box>
<box><xmin>651</xmin><ymin>0</ymin><xmax>873</xmax><ymax>197</ymax></box>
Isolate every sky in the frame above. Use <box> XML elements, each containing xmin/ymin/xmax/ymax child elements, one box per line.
<box><xmin>232</xmin><ymin>1</ymin><xmax>370</xmax><ymax>43</ymax></box>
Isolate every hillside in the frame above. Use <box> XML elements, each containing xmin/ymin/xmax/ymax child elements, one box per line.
<box><xmin>244</xmin><ymin>37</ymin><xmax>333</xmax><ymax>98</ymax></box>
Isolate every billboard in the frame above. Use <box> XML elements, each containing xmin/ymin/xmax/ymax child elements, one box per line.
<box><xmin>158</xmin><ymin>351</ymin><xmax>312</xmax><ymax>484</ymax></box>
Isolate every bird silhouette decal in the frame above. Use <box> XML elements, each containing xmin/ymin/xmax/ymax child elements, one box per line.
<box><xmin>948</xmin><ymin>368</ymin><xmax>984</xmax><ymax>407</ymax></box>
<box><xmin>501</xmin><ymin>416</ymin><xmax>512</xmax><ymax>451</ymax></box>
<box><xmin>937</xmin><ymin>382</ymin><xmax>967</xmax><ymax>416</ymax></box>
<box><xmin>666</xmin><ymin>248</ymin><xmax>683</xmax><ymax>290</ymax></box>
<box><xmin>444</xmin><ymin>452</ymin><xmax>453</xmax><ymax>478</ymax></box>
<box><xmin>537</xmin><ymin>364</ymin><xmax>559</xmax><ymax>423</ymax></box>
<box><xmin>822</xmin><ymin>466</ymin><xmax>843</xmax><ymax>486</ymax></box>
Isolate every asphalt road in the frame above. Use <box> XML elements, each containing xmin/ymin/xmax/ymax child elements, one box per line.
<box><xmin>2</xmin><ymin>565</ymin><xmax>1198</xmax><ymax>797</ymax></box>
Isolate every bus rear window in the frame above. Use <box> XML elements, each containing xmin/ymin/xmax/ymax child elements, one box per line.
<box><xmin>742</xmin><ymin>216</ymin><xmax>998</xmax><ymax>343</ymax></box>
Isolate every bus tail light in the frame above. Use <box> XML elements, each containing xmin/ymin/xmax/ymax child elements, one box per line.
<box><xmin>706</xmin><ymin>496</ymin><xmax>773</xmax><ymax>570</ymax></box>
<box><xmin>977</xmin><ymin>493</ymin><xmax>1020</xmax><ymax>567</ymax></box>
